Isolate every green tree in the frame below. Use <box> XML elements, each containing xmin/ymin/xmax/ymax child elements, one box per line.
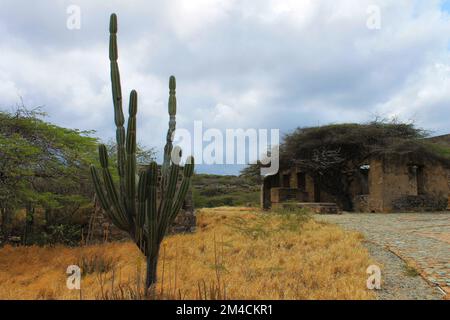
<box><xmin>0</xmin><ymin>106</ymin><xmax>97</xmax><ymax>244</ymax></box>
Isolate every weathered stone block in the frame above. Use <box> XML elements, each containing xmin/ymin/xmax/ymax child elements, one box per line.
<box><xmin>270</xmin><ymin>188</ymin><xmax>307</xmax><ymax>203</ymax></box>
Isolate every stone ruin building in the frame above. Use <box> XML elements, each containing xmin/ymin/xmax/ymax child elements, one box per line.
<box><xmin>261</xmin><ymin>134</ymin><xmax>450</xmax><ymax>213</ymax></box>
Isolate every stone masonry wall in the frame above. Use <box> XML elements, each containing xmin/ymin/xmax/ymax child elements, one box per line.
<box><xmin>263</xmin><ymin>159</ymin><xmax>449</xmax><ymax>213</ymax></box>
<box><xmin>365</xmin><ymin>159</ymin><xmax>449</xmax><ymax>212</ymax></box>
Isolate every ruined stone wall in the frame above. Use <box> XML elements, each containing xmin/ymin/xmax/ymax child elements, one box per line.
<box><xmin>288</xmin><ymin>167</ymin><xmax>321</xmax><ymax>202</ymax></box>
<box><xmin>270</xmin><ymin>188</ymin><xmax>308</xmax><ymax>203</ymax></box>
<box><xmin>261</xmin><ymin>173</ymin><xmax>280</xmax><ymax>209</ymax></box>
<box><xmin>317</xmin><ymin>191</ymin><xmax>337</xmax><ymax>204</ymax></box>
<box><xmin>365</xmin><ymin>159</ymin><xmax>449</xmax><ymax>212</ymax></box>
<box><xmin>390</xmin><ymin>164</ymin><xmax>449</xmax><ymax>212</ymax></box>
<box><xmin>349</xmin><ymin>179</ymin><xmax>362</xmax><ymax>198</ymax></box>
<box><xmin>422</xmin><ymin>165</ymin><xmax>449</xmax><ymax>198</ymax></box>
<box><xmin>380</xmin><ymin>160</ymin><xmax>417</xmax><ymax>212</ymax></box>
<box><xmin>425</xmin><ymin>134</ymin><xmax>450</xmax><ymax>209</ymax></box>
<box><xmin>290</xmin><ymin>168</ymin><xmax>315</xmax><ymax>202</ymax></box>
<box><xmin>305</xmin><ymin>175</ymin><xmax>315</xmax><ymax>202</ymax></box>
<box><xmin>261</xmin><ymin>180</ymin><xmax>271</xmax><ymax>210</ymax></box>
<box><xmin>262</xmin><ymin>167</ymin><xmax>340</xmax><ymax>208</ymax></box>
<box><xmin>289</xmin><ymin>171</ymin><xmax>296</xmax><ymax>189</ymax></box>
<box><xmin>262</xmin><ymin>157</ymin><xmax>449</xmax><ymax>213</ymax></box>
<box><xmin>448</xmin><ymin>170</ymin><xmax>450</xmax><ymax>209</ymax></box>
<box><xmin>353</xmin><ymin>195</ymin><xmax>369</xmax><ymax>212</ymax></box>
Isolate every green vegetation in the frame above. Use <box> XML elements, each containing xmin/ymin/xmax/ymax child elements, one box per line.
<box><xmin>226</xmin><ymin>207</ymin><xmax>311</xmax><ymax>240</ymax></box>
<box><xmin>425</xmin><ymin>141</ymin><xmax>450</xmax><ymax>159</ymax></box>
<box><xmin>0</xmin><ymin>107</ymin><xmax>98</xmax><ymax>245</ymax></box>
<box><xmin>0</xmin><ymin>107</ymin><xmax>155</xmax><ymax>246</ymax></box>
<box><xmin>192</xmin><ymin>174</ymin><xmax>260</xmax><ymax>208</ymax></box>
<box><xmin>403</xmin><ymin>264</ymin><xmax>420</xmax><ymax>277</ymax></box>
<box><xmin>90</xmin><ymin>13</ymin><xmax>194</xmax><ymax>292</ymax></box>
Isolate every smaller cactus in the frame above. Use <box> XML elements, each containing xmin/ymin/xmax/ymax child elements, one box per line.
<box><xmin>90</xmin><ymin>13</ymin><xmax>194</xmax><ymax>292</ymax></box>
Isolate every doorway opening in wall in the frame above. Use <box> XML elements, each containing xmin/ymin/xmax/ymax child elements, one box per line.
<box><xmin>314</xmin><ymin>181</ymin><xmax>321</xmax><ymax>202</ymax></box>
<box><xmin>297</xmin><ymin>172</ymin><xmax>306</xmax><ymax>191</ymax></box>
<box><xmin>360</xmin><ymin>164</ymin><xmax>370</xmax><ymax>195</ymax></box>
<box><xmin>412</xmin><ymin>165</ymin><xmax>426</xmax><ymax>195</ymax></box>
<box><xmin>282</xmin><ymin>174</ymin><xmax>290</xmax><ymax>188</ymax></box>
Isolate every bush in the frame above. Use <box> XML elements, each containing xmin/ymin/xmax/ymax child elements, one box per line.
<box><xmin>42</xmin><ymin>224</ymin><xmax>83</xmax><ymax>246</ymax></box>
<box><xmin>21</xmin><ymin>224</ymin><xmax>83</xmax><ymax>246</ymax></box>
<box><xmin>78</xmin><ymin>253</ymin><xmax>117</xmax><ymax>275</ymax></box>
<box><xmin>192</xmin><ymin>174</ymin><xmax>260</xmax><ymax>208</ymax></box>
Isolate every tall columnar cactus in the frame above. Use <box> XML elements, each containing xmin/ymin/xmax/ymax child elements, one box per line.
<box><xmin>90</xmin><ymin>13</ymin><xmax>194</xmax><ymax>292</ymax></box>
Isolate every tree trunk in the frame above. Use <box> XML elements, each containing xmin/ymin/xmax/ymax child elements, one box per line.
<box><xmin>1</xmin><ymin>208</ymin><xmax>4</xmax><ymax>234</ymax></box>
<box><xmin>145</xmin><ymin>249</ymin><xmax>160</xmax><ymax>298</ymax></box>
<box><xmin>0</xmin><ymin>207</ymin><xmax>9</xmax><ymax>238</ymax></box>
<box><xmin>23</xmin><ymin>204</ymin><xmax>34</xmax><ymax>245</ymax></box>
<box><xmin>340</xmin><ymin>193</ymin><xmax>353</xmax><ymax>211</ymax></box>
<box><xmin>341</xmin><ymin>178</ymin><xmax>354</xmax><ymax>211</ymax></box>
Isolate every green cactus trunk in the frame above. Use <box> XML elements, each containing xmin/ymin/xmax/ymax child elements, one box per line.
<box><xmin>145</xmin><ymin>248</ymin><xmax>160</xmax><ymax>291</ymax></box>
<box><xmin>90</xmin><ymin>13</ymin><xmax>194</xmax><ymax>294</ymax></box>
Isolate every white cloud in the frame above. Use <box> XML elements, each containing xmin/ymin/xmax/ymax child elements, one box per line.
<box><xmin>167</xmin><ymin>0</ymin><xmax>236</xmax><ymax>40</ymax></box>
<box><xmin>0</xmin><ymin>0</ymin><xmax>449</xmax><ymax>172</ymax></box>
<box><xmin>375</xmin><ymin>62</ymin><xmax>450</xmax><ymax>133</ymax></box>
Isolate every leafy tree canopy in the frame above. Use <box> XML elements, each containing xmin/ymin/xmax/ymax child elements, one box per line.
<box><xmin>0</xmin><ymin>106</ymin><xmax>98</xmax><ymax>210</ymax></box>
<box><xmin>280</xmin><ymin>120</ymin><xmax>448</xmax><ymax>169</ymax></box>
<box><xmin>0</xmin><ymin>106</ymin><xmax>157</xmax><ymax>244</ymax></box>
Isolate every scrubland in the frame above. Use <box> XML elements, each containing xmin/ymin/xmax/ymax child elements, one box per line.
<box><xmin>0</xmin><ymin>207</ymin><xmax>374</xmax><ymax>300</ymax></box>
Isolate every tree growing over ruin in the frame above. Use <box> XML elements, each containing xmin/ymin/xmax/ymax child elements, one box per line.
<box><xmin>279</xmin><ymin>120</ymin><xmax>449</xmax><ymax>210</ymax></box>
<box><xmin>243</xmin><ymin>120</ymin><xmax>449</xmax><ymax>210</ymax></box>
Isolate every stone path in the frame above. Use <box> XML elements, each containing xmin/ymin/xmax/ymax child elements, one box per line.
<box><xmin>364</xmin><ymin>242</ymin><xmax>442</xmax><ymax>300</ymax></box>
<box><xmin>316</xmin><ymin>213</ymin><xmax>449</xmax><ymax>299</ymax></box>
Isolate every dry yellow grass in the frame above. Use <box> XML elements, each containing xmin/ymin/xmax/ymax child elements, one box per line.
<box><xmin>0</xmin><ymin>207</ymin><xmax>374</xmax><ymax>300</ymax></box>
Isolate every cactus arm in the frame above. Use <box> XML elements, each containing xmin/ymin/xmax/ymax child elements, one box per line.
<box><xmin>157</xmin><ymin>163</ymin><xmax>180</xmax><ymax>243</ymax></box>
<box><xmin>169</xmin><ymin>156</ymin><xmax>195</xmax><ymax>224</ymax></box>
<box><xmin>136</xmin><ymin>170</ymin><xmax>148</xmax><ymax>229</ymax></box>
<box><xmin>125</xmin><ymin>90</ymin><xmax>138</xmax><ymax>224</ymax></box>
<box><xmin>90</xmin><ymin>165</ymin><xmax>128</xmax><ymax>231</ymax></box>
<box><xmin>146</xmin><ymin>162</ymin><xmax>158</xmax><ymax>255</ymax></box>
<box><xmin>168</xmin><ymin>179</ymin><xmax>190</xmax><ymax>225</ymax></box>
<box><xmin>98</xmin><ymin>144</ymin><xmax>129</xmax><ymax>228</ymax></box>
<box><xmin>162</xmin><ymin>76</ymin><xmax>177</xmax><ymax>177</ymax></box>
<box><xmin>136</xmin><ymin>170</ymin><xmax>148</xmax><ymax>251</ymax></box>
<box><xmin>109</xmin><ymin>14</ymin><xmax>123</xmax><ymax>127</ymax></box>
<box><xmin>160</xmin><ymin>164</ymin><xmax>180</xmax><ymax>218</ymax></box>
<box><xmin>101</xmin><ymin>168</ymin><xmax>127</xmax><ymax>223</ymax></box>
<box><xmin>109</xmin><ymin>13</ymin><xmax>127</xmax><ymax>203</ymax></box>
<box><xmin>90</xmin><ymin>166</ymin><xmax>110</xmax><ymax>210</ymax></box>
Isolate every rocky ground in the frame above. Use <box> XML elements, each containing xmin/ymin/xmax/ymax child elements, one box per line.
<box><xmin>316</xmin><ymin>213</ymin><xmax>449</xmax><ymax>300</ymax></box>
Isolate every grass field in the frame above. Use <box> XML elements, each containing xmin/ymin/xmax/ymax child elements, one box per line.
<box><xmin>0</xmin><ymin>207</ymin><xmax>374</xmax><ymax>300</ymax></box>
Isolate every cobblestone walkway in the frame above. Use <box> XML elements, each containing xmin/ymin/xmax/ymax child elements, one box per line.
<box><xmin>316</xmin><ymin>213</ymin><xmax>450</xmax><ymax>298</ymax></box>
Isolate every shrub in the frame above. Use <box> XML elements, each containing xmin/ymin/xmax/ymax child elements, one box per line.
<box><xmin>78</xmin><ymin>253</ymin><xmax>117</xmax><ymax>275</ymax></box>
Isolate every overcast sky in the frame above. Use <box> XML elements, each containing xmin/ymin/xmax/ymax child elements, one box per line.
<box><xmin>1</xmin><ymin>0</ymin><xmax>450</xmax><ymax>174</ymax></box>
